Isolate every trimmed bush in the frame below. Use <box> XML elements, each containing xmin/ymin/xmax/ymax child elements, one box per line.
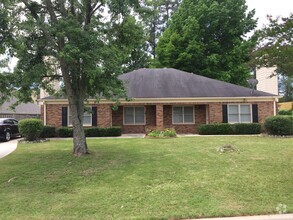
<box><xmin>40</xmin><ymin>126</ymin><xmax>56</xmax><ymax>138</ymax></box>
<box><xmin>264</xmin><ymin>116</ymin><xmax>293</xmax><ymax>136</ymax></box>
<box><xmin>19</xmin><ymin>118</ymin><xmax>44</xmax><ymax>141</ymax></box>
<box><xmin>199</xmin><ymin>123</ymin><xmax>261</xmax><ymax>135</ymax></box>
<box><xmin>57</xmin><ymin>127</ymin><xmax>73</xmax><ymax>137</ymax></box>
<box><xmin>198</xmin><ymin>123</ymin><xmax>234</xmax><ymax>135</ymax></box>
<box><xmin>85</xmin><ymin>127</ymin><xmax>121</xmax><ymax>137</ymax></box>
<box><xmin>57</xmin><ymin>127</ymin><xmax>122</xmax><ymax>137</ymax></box>
<box><xmin>233</xmin><ymin>123</ymin><xmax>261</xmax><ymax>134</ymax></box>
<box><xmin>148</xmin><ymin>128</ymin><xmax>177</xmax><ymax>138</ymax></box>
<box><xmin>278</xmin><ymin>109</ymin><xmax>293</xmax><ymax>116</ymax></box>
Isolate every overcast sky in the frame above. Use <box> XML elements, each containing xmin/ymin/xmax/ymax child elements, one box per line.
<box><xmin>246</xmin><ymin>0</ymin><xmax>292</xmax><ymax>29</ymax></box>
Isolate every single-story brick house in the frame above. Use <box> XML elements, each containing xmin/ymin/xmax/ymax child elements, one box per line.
<box><xmin>40</xmin><ymin>68</ymin><xmax>278</xmax><ymax>134</ymax></box>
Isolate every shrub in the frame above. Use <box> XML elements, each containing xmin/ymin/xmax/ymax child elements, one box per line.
<box><xmin>57</xmin><ymin>127</ymin><xmax>122</xmax><ymax>137</ymax></box>
<box><xmin>57</xmin><ymin>127</ymin><xmax>73</xmax><ymax>137</ymax></box>
<box><xmin>199</xmin><ymin>123</ymin><xmax>261</xmax><ymax>135</ymax></box>
<box><xmin>148</xmin><ymin>128</ymin><xmax>177</xmax><ymax>138</ymax></box>
<box><xmin>19</xmin><ymin>118</ymin><xmax>44</xmax><ymax>141</ymax></box>
<box><xmin>264</xmin><ymin>116</ymin><xmax>293</xmax><ymax>136</ymax></box>
<box><xmin>278</xmin><ymin>109</ymin><xmax>293</xmax><ymax>116</ymax></box>
<box><xmin>233</xmin><ymin>123</ymin><xmax>261</xmax><ymax>134</ymax></box>
<box><xmin>40</xmin><ymin>126</ymin><xmax>56</xmax><ymax>138</ymax></box>
<box><xmin>198</xmin><ymin>123</ymin><xmax>234</xmax><ymax>135</ymax></box>
<box><xmin>85</xmin><ymin>127</ymin><xmax>121</xmax><ymax>137</ymax></box>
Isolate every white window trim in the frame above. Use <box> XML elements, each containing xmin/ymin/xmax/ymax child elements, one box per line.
<box><xmin>227</xmin><ymin>104</ymin><xmax>252</xmax><ymax>124</ymax></box>
<box><xmin>172</xmin><ymin>106</ymin><xmax>195</xmax><ymax>125</ymax></box>
<box><xmin>123</xmin><ymin>106</ymin><xmax>146</xmax><ymax>125</ymax></box>
<box><xmin>68</xmin><ymin>106</ymin><xmax>92</xmax><ymax>127</ymax></box>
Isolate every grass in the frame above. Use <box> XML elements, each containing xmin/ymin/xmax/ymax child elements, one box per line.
<box><xmin>0</xmin><ymin>136</ymin><xmax>292</xmax><ymax>219</ymax></box>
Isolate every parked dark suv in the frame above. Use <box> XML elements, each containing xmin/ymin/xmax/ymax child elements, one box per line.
<box><xmin>0</xmin><ymin>118</ymin><xmax>20</xmax><ymax>141</ymax></box>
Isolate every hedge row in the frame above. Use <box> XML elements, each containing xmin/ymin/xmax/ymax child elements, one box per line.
<box><xmin>198</xmin><ymin>123</ymin><xmax>261</xmax><ymax>135</ymax></box>
<box><xmin>40</xmin><ymin>126</ymin><xmax>122</xmax><ymax>138</ymax></box>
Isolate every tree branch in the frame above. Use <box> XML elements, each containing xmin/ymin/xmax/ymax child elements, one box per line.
<box><xmin>90</xmin><ymin>3</ymin><xmax>103</xmax><ymax>18</ymax></box>
<box><xmin>45</xmin><ymin>0</ymin><xmax>58</xmax><ymax>23</ymax></box>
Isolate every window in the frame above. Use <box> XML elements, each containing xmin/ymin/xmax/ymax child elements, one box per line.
<box><xmin>172</xmin><ymin>106</ymin><xmax>194</xmax><ymax>124</ymax></box>
<box><xmin>124</xmin><ymin>107</ymin><xmax>145</xmax><ymax>125</ymax></box>
<box><xmin>228</xmin><ymin>104</ymin><xmax>251</xmax><ymax>123</ymax></box>
<box><xmin>68</xmin><ymin>106</ymin><xmax>92</xmax><ymax>126</ymax></box>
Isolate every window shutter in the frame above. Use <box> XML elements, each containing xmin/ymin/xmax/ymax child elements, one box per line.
<box><xmin>222</xmin><ymin>105</ymin><xmax>228</xmax><ymax>123</ymax></box>
<box><xmin>92</xmin><ymin>106</ymin><xmax>97</xmax><ymax>126</ymax></box>
<box><xmin>62</xmin><ymin>107</ymin><xmax>68</xmax><ymax>126</ymax></box>
<box><xmin>252</xmin><ymin>104</ymin><xmax>258</xmax><ymax>123</ymax></box>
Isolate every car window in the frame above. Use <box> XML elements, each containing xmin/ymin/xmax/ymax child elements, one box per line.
<box><xmin>12</xmin><ymin>119</ymin><xmax>18</xmax><ymax>125</ymax></box>
<box><xmin>4</xmin><ymin>120</ymin><xmax>13</xmax><ymax>125</ymax></box>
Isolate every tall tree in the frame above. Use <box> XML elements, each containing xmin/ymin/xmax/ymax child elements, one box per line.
<box><xmin>156</xmin><ymin>0</ymin><xmax>257</xmax><ymax>85</ymax></box>
<box><xmin>144</xmin><ymin>0</ymin><xmax>181</xmax><ymax>59</ymax></box>
<box><xmin>250</xmin><ymin>14</ymin><xmax>293</xmax><ymax>78</ymax></box>
<box><xmin>1</xmin><ymin>0</ymin><xmax>147</xmax><ymax>156</ymax></box>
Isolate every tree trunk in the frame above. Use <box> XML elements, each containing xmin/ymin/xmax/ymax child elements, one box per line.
<box><xmin>60</xmin><ymin>60</ymin><xmax>89</xmax><ymax>156</ymax></box>
<box><xmin>69</xmin><ymin>99</ymin><xmax>89</xmax><ymax>156</ymax></box>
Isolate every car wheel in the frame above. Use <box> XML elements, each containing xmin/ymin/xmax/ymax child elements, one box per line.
<box><xmin>5</xmin><ymin>131</ymin><xmax>11</xmax><ymax>141</ymax></box>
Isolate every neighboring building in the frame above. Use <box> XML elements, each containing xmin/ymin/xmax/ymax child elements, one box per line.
<box><xmin>256</xmin><ymin>67</ymin><xmax>278</xmax><ymax>95</ymax></box>
<box><xmin>40</xmin><ymin>68</ymin><xmax>278</xmax><ymax>134</ymax></box>
<box><xmin>0</xmin><ymin>98</ymin><xmax>40</xmax><ymax>120</ymax></box>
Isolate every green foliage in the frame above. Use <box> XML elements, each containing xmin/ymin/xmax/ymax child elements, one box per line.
<box><xmin>40</xmin><ymin>126</ymin><xmax>56</xmax><ymax>138</ymax></box>
<box><xmin>56</xmin><ymin>127</ymin><xmax>73</xmax><ymax>138</ymax></box>
<box><xmin>251</xmin><ymin>14</ymin><xmax>293</xmax><ymax>78</ymax></box>
<box><xmin>264</xmin><ymin>116</ymin><xmax>293</xmax><ymax>136</ymax></box>
<box><xmin>57</xmin><ymin>127</ymin><xmax>122</xmax><ymax>138</ymax></box>
<box><xmin>156</xmin><ymin>0</ymin><xmax>257</xmax><ymax>85</ymax></box>
<box><xmin>18</xmin><ymin>118</ymin><xmax>44</xmax><ymax>141</ymax></box>
<box><xmin>199</xmin><ymin>123</ymin><xmax>261</xmax><ymax>135</ymax></box>
<box><xmin>148</xmin><ymin>128</ymin><xmax>177</xmax><ymax>137</ymax></box>
<box><xmin>85</xmin><ymin>127</ymin><xmax>122</xmax><ymax>137</ymax></box>
<box><xmin>1</xmin><ymin>0</ymin><xmax>150</xmax><ymax>154</ymax></box>
<box><xmin>278</xmin><ymin>109</ymin><xmax>293</xmax><ymax>116</ymax></box>
<box><xmin>233</xmin><ymin>123</ymin><xmax>261</xmax><ymax>135</ymax></box>
<box><xmin>198</xmin><ymin>123</ymin><xmax>234</xmax><ymax>135</ymax></box>
<box><xmin>143</xmin><ymin>0</ymin><xmax>181</xmax><ymax>58</ymax></box>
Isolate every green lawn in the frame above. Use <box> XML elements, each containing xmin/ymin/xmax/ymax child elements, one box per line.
<box><xmin>0</xmin><ymin>136</ymin><xmax>292</xmax><ymax>219</ymax></box>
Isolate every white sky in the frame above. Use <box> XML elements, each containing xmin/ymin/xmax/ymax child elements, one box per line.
<box><xmin>246</xmin><ymin>0</ymin><xmax>292</xmax><ymax>29</ymax></box>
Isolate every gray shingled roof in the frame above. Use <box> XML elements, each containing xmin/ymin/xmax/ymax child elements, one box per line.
<box><xmin>119</xmin><ymin>68</ymin><xmax>275</xmax><ymax>98</ymax></box>
<box><xmin>0</xmin><ymin>98</ymin><xmax>40</xmax><ymax>114</ymax></box>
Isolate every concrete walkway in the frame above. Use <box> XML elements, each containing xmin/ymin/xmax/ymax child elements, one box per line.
<box><xmin>189</xmin><ymin>214</ymin><xmax>293</xmax><ymax>220</ymax></box>
<box><xmin>0</xmin><ymin>139</ymin><xmax>18</xmax><ymax>159</ymax></box>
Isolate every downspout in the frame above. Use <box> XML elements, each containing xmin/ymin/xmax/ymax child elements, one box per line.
<box><xmin>44</xmin><ymin>101</ymin><xmax>47</xmax><ymax>126</ymax></box>
<box><xmin>273</xmin><ymin>98</ymin><xmax>278</xmax><ymax>116</ymax></box>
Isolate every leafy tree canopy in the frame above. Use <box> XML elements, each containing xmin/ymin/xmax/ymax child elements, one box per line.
<box><xmin>156</xmin><ymin>0</ymin><xmax>257</xmax><ymax>85</ymax></box>
<box><xmin>0</xmin><ymin>0</ymin><xmax>149</xmax><ymax>155</ymax></box>
<box><xmin>250</xmin><ymin>14</ymin><xmax>293</xmax><ymax>78</ymax></box>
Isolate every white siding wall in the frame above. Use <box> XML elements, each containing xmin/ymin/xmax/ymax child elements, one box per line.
<box><xmin>256</xmin><ymin>67</ymin><xmax>278</xmax><ymax>95</ymax></box>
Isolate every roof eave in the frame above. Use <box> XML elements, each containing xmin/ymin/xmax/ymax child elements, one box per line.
<box><xmin>39</xmin><ymin>96</ymin><xmax>279</xmax><ymax>105</ymax></box>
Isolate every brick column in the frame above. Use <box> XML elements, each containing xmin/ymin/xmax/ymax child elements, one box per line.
<box><xmin>98</xmin><ymin>104</ymin><xmax>112</xmax><ymax>128</ymax></box>
<box><xmin>156</xmin><ymin>104</ymin><xmax>164</xmax><ymax>130</ymax></box>
<box><xmin>208</xmin><ymin>103</ymin><xmax>222</xmax><ymax>123</ymax></box>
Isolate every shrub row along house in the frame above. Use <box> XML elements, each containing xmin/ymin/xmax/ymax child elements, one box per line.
<box><xmin>40</xmin><ymin>68</ymin><xmax>278</xmax><ymax>134</ymax></box>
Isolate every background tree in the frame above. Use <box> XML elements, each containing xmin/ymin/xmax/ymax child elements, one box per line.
<box><xmin>156</xmin><ymin>0</ymin><xmax>257</xmax><ymax>85</ymax></box>
<box><xmin>250</xmin><ymin>14</ymin><xmax>293</xmax><ymax>78</ymax></box>
<box><xmin>2</xmin><ymin>0</ymin><xmax>147</xmax><ymax>156</ymax></box>
<box><xmin>144</xmin><ymin>0</ymin><xmax>181</xmax><ymax>59</ymax></box>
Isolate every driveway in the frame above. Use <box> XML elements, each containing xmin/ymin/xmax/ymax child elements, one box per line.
<box><xmin>0</xmin><ymin>139</ymin><xmax>18</xmax><ymax>158</ymax></box>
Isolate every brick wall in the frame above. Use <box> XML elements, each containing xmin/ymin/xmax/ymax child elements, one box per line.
<box><xmin>97</xmin><ymin>104</ymin><xmax>111</xmax><ymax>128</ymax></box>
<box><xmin>42</xmin><ymin>101</ymin><xmax>275</xmax><ymax>133</ymax></box>
<box><xmin>112</xmin><ymin>105</ymin><xmax>156</xmax><ymax>133</ymax></box>
<box><xmin>208</xmin><ymin>101</ymin><xmax>275</xmax><ymax>124</ymax></box>
<box><xmin>163</xmin><ymin>105</ymin><xmax>207</xmax><ymax>134</ymax></box>
<box><xmin>45</xmin><ymin>104</ymin><xmax>65</xmax><ymax>127</ymax></box>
